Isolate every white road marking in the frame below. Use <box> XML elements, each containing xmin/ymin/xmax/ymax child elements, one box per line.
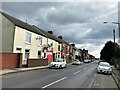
<box><xmin>73</xmin><ymin>70</ymin><xmax>81</xmax><ymax>74</ymax></box>
<box><xmin>83</xmin><ymin>68</ymin><xmax>87</xmax><ymax>70</ymax></box>
<box><xmin>94</xmin><ymin>83</ymin><xmax>99</xmax><ymax>86</ymax></box>
<box><xmin>41</xmin><ymin>77</ymin><xmax>67</xmax><ymax>88</ymax></box>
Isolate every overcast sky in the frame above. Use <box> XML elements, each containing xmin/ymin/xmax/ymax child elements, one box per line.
<box><xmin>1</xmin><ymin>0</ymin><xmax>119</xmax><ymax>58</ymax></box>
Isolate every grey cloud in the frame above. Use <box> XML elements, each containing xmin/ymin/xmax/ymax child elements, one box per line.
<box><xmin>1</xmin><ymin>2</ymin><xmax>118</xmax><ymax>57</ymax></box>
<box><xmin>46</xmin><ymin>2</ymin><xmax>116</xmax><ymax>25</ymax></box>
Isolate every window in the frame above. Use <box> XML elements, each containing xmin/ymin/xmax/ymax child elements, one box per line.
<box><xmin>58</xmin><ymin>54</ymin><xmax>60</xmax><ymax>58</ymax></box>
<box><xmin>16</xmin><ymin>48</ymin><xmax>21</xmax><ymax>53</ymax></box>
<box><xmin>51</xmin><ymin>42</ymin><xmax>53</xmax><ymax>47</ymax></box>
<box><xmin>38</xmin><ymin>51</ymin><xmax>41</xmax><ymax>59</ymax></box>
<box><xmin>25</xmin><ymin>49</ymin><xmax>30</xmax><ymax>60</ymax></box>
<box><xmin>26</xmin><ymin>32</ymin><xmax>31</xmax><ymax>44</ymax></box>
<box><xmin>38</xmin><ymin>36</ymin><xmax>42</xmax><ymax>45</ymax></box>
<box><xmin>58</xmin><ymin>44</ymin><xmax>60</xmax><ymax>51</ymax></box>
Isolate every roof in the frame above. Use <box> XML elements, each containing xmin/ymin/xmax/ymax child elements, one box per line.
<box><xmin>1</xmin><ymin>11</ymin><xmax>62</xmax><ymax>43</ymax></box>
<box><xmin>33</xmin><ymin>25</ymin><xmax>63</xmax><ymax>43</ymax></box>
<box><xmin>62</xmin><ymin>40</ymin><xmax>70</xmax><ymax>46</ymax></box>
<box><xmin>1</xmin><ymin>11</ymin><xmax>47</xmax><ymax>37</ymax></box>
<box><xmin>1</xmin><ymin>11</ymin><xmax>80</xmax><ymax>45</ymax></box>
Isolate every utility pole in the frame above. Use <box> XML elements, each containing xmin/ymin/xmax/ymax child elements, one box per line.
<box><xmin>113</xmin><ymin>29</ymin><xmax>117</xmax><ymax>67</ymax></box>
<box><xmin>113</xmin><ymin>29</ymin><xmax>115</xmax><ymax>43</ymax></box>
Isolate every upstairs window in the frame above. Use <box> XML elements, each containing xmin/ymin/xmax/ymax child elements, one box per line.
<box><xmin>26</xmin><ymin>32</ymin><xmax>31</xmax><ymax>44</ymax></box>
<box><xmin>58</xmin><ymin>44</ymin><xmax>60</xmax><ymax>51</ymax></box>
<box><xmin>38</xmin><ymin>36</ymin><xmax>42</xmax><ymax>45</ymax></box>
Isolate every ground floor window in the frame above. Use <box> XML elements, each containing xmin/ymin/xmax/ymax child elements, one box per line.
<box><xmin>58</xmin><ymin>54</ymin><xmax>60</xmax><ymax>58</ymax></box>
<box><xmin>38</xmin><ymin>51</ymin><xmax>41</xmax><ymax>59</ymax></box>
<box><xmin>16</xmin><ymin>47</ymin><xmax>22</xmax><ymax>53</ymax></box>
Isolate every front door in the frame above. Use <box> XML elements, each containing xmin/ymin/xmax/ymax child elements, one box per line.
<box><xmin>24</xmin><ymin>49</ymin><xmax>30</xmax><ymax>65</ymax></box>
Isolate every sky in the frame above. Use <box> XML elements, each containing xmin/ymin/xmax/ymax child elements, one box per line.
<box><xmin>1</xmin><ymin>0</ymin><xmax>119</xmax><ymax>58</ymax></box>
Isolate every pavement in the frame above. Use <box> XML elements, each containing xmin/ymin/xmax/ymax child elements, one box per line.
<box><xmin>0</xmin><ymin>65</ymin><xmax>49</xmax><ymax>75</ymax></box>
<box><xmin>112</xmin><ymin>67</ymin><xmax>120</xmax><ymax>88</ymax></box>
<box><xmin>92</xmin><ymin>73</ymin><xmax>118</xmax><ymax>88</ymax></box>
<box><xmin>0</xmin><ymin>63</ymin><xmax>73</xmax><ymax>75</ymax></box>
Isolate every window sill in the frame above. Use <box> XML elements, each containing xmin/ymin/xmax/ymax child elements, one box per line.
<box><xmin>38</xmin><ymin>44</ymin><xmax>42</xmax><ymax>47</ymax></box>
<box><xmin>25</xmin><ymin>42</ymin><xmax>31</xmax><ymax>45</ymax></box>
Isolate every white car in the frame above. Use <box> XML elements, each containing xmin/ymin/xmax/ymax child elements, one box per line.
<box><xmin>84</xmin><ymin>59</ymin><xmax>90</xmax><ymax>63</ymax></box>
<box><xmin>97</xmin><ymin>62</ymin><xmax>112</xmax><ymax>74</ymax></box>
<box><xmin>72</xmin><ymin>59</ymin><xmax>81</xmax><ymax>65</ymax></box>
<box><xmin>49</xmin><ymin>59</ymin><xmax>67</xmax><ymax>68</ymax></box>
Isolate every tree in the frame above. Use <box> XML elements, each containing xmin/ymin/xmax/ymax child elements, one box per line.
<box><xmin>100</xmin><ymin>41</ymin><xmax>120</xmax><ymax>65</ymax></box>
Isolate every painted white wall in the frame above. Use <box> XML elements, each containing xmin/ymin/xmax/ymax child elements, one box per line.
<box><xmin>13</xmin><ymin>26</ymin><xmax>47</xmax><ymax>65</ymax></box>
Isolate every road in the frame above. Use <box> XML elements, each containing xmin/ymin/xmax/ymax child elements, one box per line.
<box><xmin>2</xmin><ymin>61</ymin><xmax>118</xmax><ymax>88</ymax></box>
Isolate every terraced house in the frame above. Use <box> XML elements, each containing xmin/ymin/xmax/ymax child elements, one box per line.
<box><xmin>33</xmin><ymin>26</ymin><xmax>63</xmax><ymax>62</ymax></box>
<box><xmin>1</xmin><ymin>12</ymin><xmax>63</xmax><ymax>68</ymax></box>
<box><xmin>1</xmin><ymin>12</ymin><xmax>48</xmax><ymax>66</ymax></box>
<box><xmin>0</xmin><ymin>11</ymin><xmax>84</xmax><ymax>69</ymax></box>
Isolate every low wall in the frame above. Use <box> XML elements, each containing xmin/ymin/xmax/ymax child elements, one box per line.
<box><xmin>27</xmin><ymin>58</ymin><xmax>48</xmax><ymax>67</ymax></box>
<box><xmin>66</xmin><ymin>59</ymin><xmax>71</xmax><ymax>63</ymax></box>
<box><xmin>0</xmin><ymin>53</ymin><xmax>22</xmax><ymax>69</ymax></box>
<box><xmin>118</xmin><ymin>61</ymin><xmax>120</xmax><ymax>71</ymax></box>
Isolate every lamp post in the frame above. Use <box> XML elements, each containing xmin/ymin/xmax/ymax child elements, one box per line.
<box><xmin>104</xmin><ymin>21</ymin><xmax>120</xmax><ymax>44</ymax></box>
<box><xmin>113</xmin><ymin>29</ymin><xmax>115</xmax><ymax>43</ymax></box>
<box><xmin>112</xmin><ymin>22</ymin><xmax>120</xmax><ymax>44</ymax></box>
<box><xmin>113</xmin><ymin>29</ymin><xmax>117</xmax><ymax>67</ymax></box>
<box><xmin>103</xmin><ymin>22</ymin><xmax>118</xmax><ymax>67</ymax></box>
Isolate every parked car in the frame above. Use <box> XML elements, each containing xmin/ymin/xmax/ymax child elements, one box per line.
<box><xmin>84</xmin><ymin>59</ymin><xmax>90</xmax><ymax>63</ymax></box>
<box><xmin>49</xmin><ymin>59</ymin><xmax>67</xmax><ymax>68</ymax></box>
<box><xmin>72</xmin><ymin>59</ymin><xmax>81</xmax><ymax>65</ymax></box>
<box><xmin>97</xmin><ymin>62</ymin><xmax>112</xmax><ymax>75</ymax></box>
<box><xmin>98</xmin><ymin>59</ymin><xmax>103</xmax><ymax>64</ymax></box>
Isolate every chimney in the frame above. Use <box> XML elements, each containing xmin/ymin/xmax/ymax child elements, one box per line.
<box><xmin>58</xmin><ymin>35</ymin><xmax>63</xmax><ymax>39</ymax></box>
<box><xmin>48</xmin><ymin>31</ymin><xmax>53</xmax><ymax>34</ymax></box>
<box><xmin>71</xmin><ymin>43</ymin><xmax>75</xmax><ymax>47</ymax></box>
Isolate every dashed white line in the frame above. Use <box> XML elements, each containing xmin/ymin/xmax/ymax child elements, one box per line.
<box><xmin>83</xmin><ymin>68</ymin><xmax>87</xmax><ymax>70</ymax></box>
<box><xmin>41</xmin><ymin>77</ymin><xmax>67</xmax><ymax>88</ymax></box>
<box><xmin>73</xmin><ymin>70</ymin><xmax>81</xmax><ymax>74</ymax></box>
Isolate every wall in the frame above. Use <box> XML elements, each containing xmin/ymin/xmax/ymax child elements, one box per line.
<box><xmin>0</xmin><ymin>53</ymin><xmax>22</xmax><ymax>69</ymax></box>
<box><xmin>41</xmin><ymin>37</ymin><xmax>47</xmax><ymax>58</ymax></box>
<box><xmin>1</xmin><ymin>13</ymin><xmax>15</xmax><ymax>53</ymax></box>
<box><xmin>0</xmin><ymin>13</ymin><xmax>2</xmax><ymax>53</ymax></box>
<box><xmin>13</xmin><ymin>26</ymin><xmax>47</xmax><ymax>65</ymax></box>
<box><xmin>27</xmin><ymin>58</ymin><xmax>48</xmax><ymax>67</ymax></box>
<box><xmin>55</xmin><ymin>42</ymin><xmax>62</xmax><ymax>59</ymax></box>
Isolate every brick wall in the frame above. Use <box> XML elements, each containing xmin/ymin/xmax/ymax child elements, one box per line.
<box><xmin>27</xmin><ymin>58</ymin><xmax>48</xmax><ymax>67</ymax></box>
<box><xmin>0</xmin><ymin>53</ymin><xmax>22</xmax><ymax>69</ymax></box>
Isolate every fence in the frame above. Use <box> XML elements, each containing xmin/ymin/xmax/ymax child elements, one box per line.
<box><xmin>0</xmin><ymin>53</ymin><xmax>22</xmax><ymax>69</ymax></box>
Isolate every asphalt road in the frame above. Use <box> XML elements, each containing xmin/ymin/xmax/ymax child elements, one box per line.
<box><xmin>2</xmin><ymin>61</ymin><xmax>118</xmax><ymax>88</ymax></box>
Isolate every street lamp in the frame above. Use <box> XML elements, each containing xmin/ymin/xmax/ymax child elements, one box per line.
<box><xmin>103</xmin><ymin>22</ymin><xmax>118</xmax><ymax>67</ymax></box>
<box><xmin>103</xmin><ymin>21</ymin><xmax>120</xmax><ymax>44</ymax></box>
